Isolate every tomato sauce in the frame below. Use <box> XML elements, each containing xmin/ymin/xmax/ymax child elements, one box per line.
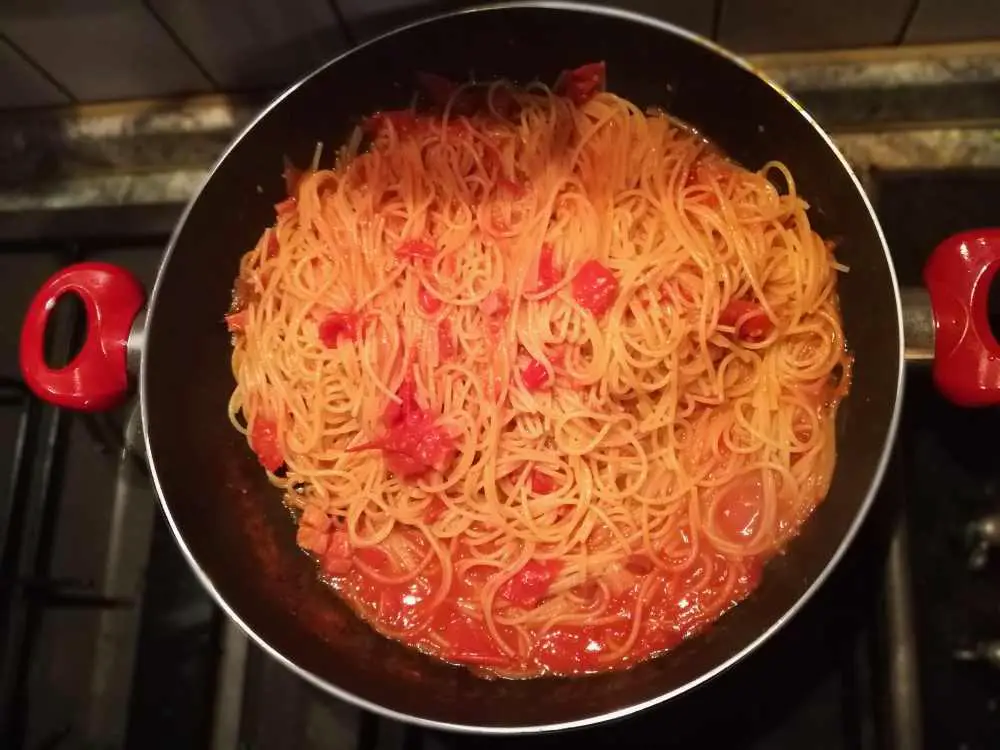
<box><xmin>299</xmin><ymin>513</ymin><xmax>761</xmax><ymax>676</ymax></box>
<box><xmin>308</xmin><ymin>532</ymin><xmax>760</xmax><ymax>677</ymax></box>
<box><xmin>232</xmin><ymin>63</ymin><xmax>848</xmax><ymax>681</ymax></box>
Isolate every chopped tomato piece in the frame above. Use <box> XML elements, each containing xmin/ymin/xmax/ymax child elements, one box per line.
<box><xmin>396</xmin><ymin>239</ymin><xmax>438</xmax><ymax>261</ymax></box>
<box><xmin>351</xmin><ymin>376</ymin><xmax>456</xmax><ymax>480</ymax></box>
<box><xmin>296</xmin><ymin>525</ymin><xmax>330</xmax><ymax>556</ymax></box>
<box><xmin>300</xmin><ymin>504</ymin><xmax>333</xmax><ymax>532</ymax></box>
<box><xmin>441</xmin><ymin>610</ymin><xmax>507</xmax><ymax>666</ymax></box>
<box><xmin>438</xmin><ymin>319</ymin><xmax>455</xmax><ymax>360</ymax></box>
<box><xmin>571</xmin><ymin>260</ymin><xmax>618</xmax><ymax>316</ymax></box>
<box><xmin>249</xmin><ymin>417</ymin><xmax>283</xmax><ymax>473</ymax></box>
<box><xmin>382</xmin><ymin>377</ymin><xmax>420</xmax><ymax>428</ymax></box>
<box><xmin>224</xmin><ymin>310</ymin><xmax>248</xmax><ymax>333</ymax></box>
<box><xmin>499</xmin><ymin>559</ymin><xmax>563</xmax><ymax>608</ymax></box>
<box><xmin>719</xmin><ymin>299</ymin><xmax>774</xmax><ymax>342</ymax></box>
<box><xmin>321</xmin><ymin>530</ymin><xmax>353</xmax><ymax>575</ymax></box>
<box><xmin>521</xmin><ymin>358</ymin><xmax>550</xmax><ymax>391</ymax></box>
<box><xmin>362</xmin><ymin>110</ymin><xmax>420</xmax><ymax>137</ymax></box>
<box><xmin>530</xmin><ymin>470</ymin><xmax>556</xmax><ymax>495</ymax></box>
<box><xmin>354</xmin><ymin>420</ymin><xmax>455</xmax><ymax>479</ymax></box>
<box><xmin>556</xmin><ymin>61</ymin><xmax>606</xmax><ymax>105</ymax></box>
<box><xmin>423</xmin><ymin>497</ymin><xmax>448</xmax><ymax>524</ymax></box>
<box><xmin>275</xmin><ymin>197</ymin><xmax>296</xmax><ymax>217</ymax></box>
<box><xmin>319</xmin><ymin>312</ymin><xmax>361</xmax><ymax>348</ymax></box>
<box><xmin>480</xmin><ymin>288</ymin><xmax>510</xmax><ymax>318</ymax></box>
<box><xmin>418</xmin><ymin>283</ymin><xmax>442</xmax><ymax>313</ymax></box>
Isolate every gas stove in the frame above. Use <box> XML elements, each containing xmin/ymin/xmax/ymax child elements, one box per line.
<box><xmin>0</xmin><ymin>171</ymin><xmax>998</xmax><ymax>750</ymax></box>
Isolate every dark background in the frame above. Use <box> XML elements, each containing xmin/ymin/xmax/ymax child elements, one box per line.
<box><xmin>1</xmin><ymin>0</ymin><xmax>1000</xmax><ymax>110</ymax></box>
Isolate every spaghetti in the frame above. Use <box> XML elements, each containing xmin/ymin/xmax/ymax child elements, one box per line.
<box><xmin>225</xmin><ymin>63</ymin><xmax>851</xmax><ymax>677</ymax></box>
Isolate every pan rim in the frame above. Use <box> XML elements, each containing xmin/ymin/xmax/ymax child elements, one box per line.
<box><xmin>139</xmin><ymin>0</ymin><xmax>906</xmax><ymax>735</ymax></box>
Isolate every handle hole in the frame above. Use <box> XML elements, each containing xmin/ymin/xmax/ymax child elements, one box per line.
<box><xmin>988</xmin><ymin>273</ymin><xmax>1000</xmax><ymax>345</ymax></box>
<box><xmin>43</xmin><ymin>291</ymin><xmax>86</xmax><ymax>370</ymax></box>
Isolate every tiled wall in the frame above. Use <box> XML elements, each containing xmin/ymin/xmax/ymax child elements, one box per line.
<box><xmin>1</xmin><ymin>0</ymin><xmax>999</xmax><ymax>109</ymax></box>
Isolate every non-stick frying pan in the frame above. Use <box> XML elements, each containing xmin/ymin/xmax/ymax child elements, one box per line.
<box><xmin>17</xmin><ymin>1</ymin><xmax>1000</xmax><ymax>734</ymax></box>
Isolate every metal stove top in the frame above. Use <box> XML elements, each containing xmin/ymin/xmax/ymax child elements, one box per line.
<box><xmin>0</xmin><ymin>170</ymin><xmax>997</xmax><ymax>749</ymax></box>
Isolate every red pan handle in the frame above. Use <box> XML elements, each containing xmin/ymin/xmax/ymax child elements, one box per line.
<box><xmin>925</xmin><ymin>229</ymin><xmax>1000</xmax><ymax>407</ymax></box>
<box><xmin>20</xmin><ymin>262</ymin><xmax>144</xmax><ymax>411</ymax></box>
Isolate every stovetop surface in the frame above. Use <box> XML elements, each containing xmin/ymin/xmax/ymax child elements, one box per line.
<box><xmin>1</xmin><ymin>170</ymin><xmax>998</xmax><ymax>750</ymax></box>
<box><xmin>878</xmin><ymin>171</ymin><xmax>1000</xmax><ymax>750</ymax></box>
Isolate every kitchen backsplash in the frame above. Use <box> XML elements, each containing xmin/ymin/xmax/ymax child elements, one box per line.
<box><xmin>2</xmin><ymin>0</ymin><xmax>1000</xmax><ymax>108</ymax></box>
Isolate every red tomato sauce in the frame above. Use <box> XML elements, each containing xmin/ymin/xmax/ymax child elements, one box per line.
<box><xmin>302</xmin><ymin>521</ymin><xmax>762</xmax><ymax>677</ymax></box>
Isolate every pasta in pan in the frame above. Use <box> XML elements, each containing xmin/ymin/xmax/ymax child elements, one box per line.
<box><xmin>225</xmin><ymin>63</ymin><xmax>850</xmax><ymax>677</ymax></box>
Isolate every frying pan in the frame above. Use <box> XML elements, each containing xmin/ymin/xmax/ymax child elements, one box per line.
<box><xmin>16</xmin><ymin>1</ymin><xmax>1000</xmax><ymax>734</ymax></box>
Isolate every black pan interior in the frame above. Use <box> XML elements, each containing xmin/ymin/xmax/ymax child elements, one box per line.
<box><xmin>142</xmin><ymin>4</ymin><xmax>902</xmax><ymax>729</ymax></box>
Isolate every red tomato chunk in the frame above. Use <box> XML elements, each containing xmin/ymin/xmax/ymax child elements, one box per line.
<box><xmin>322</xmin><ymin>530</ymin><xmax>353</xmax><ymax>575</ymax></box>
<box><xmin>558</xmin><ymin>61</ymin><xmax>606</xmax><ymax>105</ymax></box>
<box><xmin>418</xmin><ymin>283</ymin><xmax>442</xmax><ymax>313</ymax></box>
<box><xmin>530</xmin><ymin>470</ymin><xmax>556</xmax><ymax>494</ymax></box>
<box><xmin>224</xmin><ymin>310</ymin><xmax>248</xmax><ymax>333</ymax></box>
<box><xmin>319</xmin><ymin>312</ymin><xmax>361</xmax><ymax>347</ymax></box>
<box><xmin>350</xmin><ymin>377</ymin><xmax>456</xmax><ymax>481</ymax></box>
<box><xmin>720</xmin><ymin>299</ymin><xmax>774</xmax><ymax>341</ymax></box>
<box><xmin>249</xmin><ymin>417</ymin><xmax>283</xmax><ymax>472</ymax></box>
<box><xmin>500</xmin><ymin>559</ymin><xmax>563</xmax><ymax>608</ymax></box>
<box><xmin>521</xmin><ymin>358</ymin><xmax>550</xmax><ymax>390</ymax></box>
<box><xmin>571</xmin><ymin>260</ymin><xmax>618</xmax><ymax>316</ymax></box>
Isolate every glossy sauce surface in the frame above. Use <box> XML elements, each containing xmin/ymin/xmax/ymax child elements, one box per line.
<box><xmin>318</xmin><ymin>531</ymin><xmax>762</xmax><ymax>676</ymax></box>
